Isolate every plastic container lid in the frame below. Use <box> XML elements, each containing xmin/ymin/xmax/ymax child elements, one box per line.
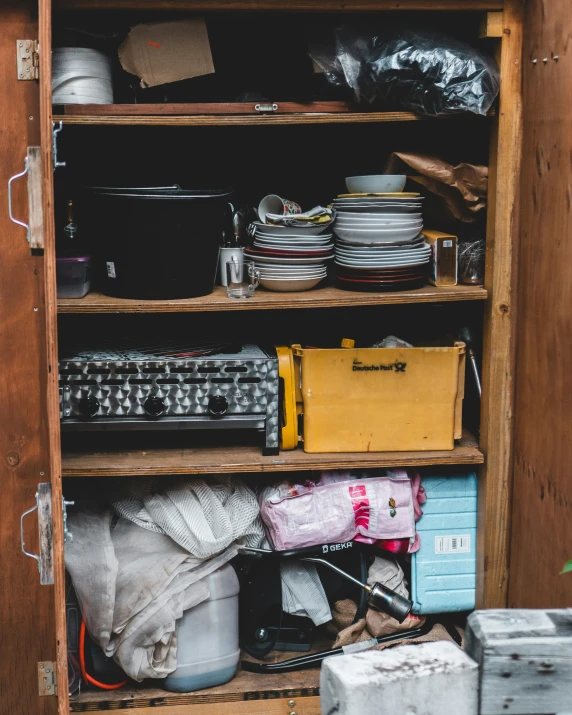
<box><xmin>57</xmin><ymin>255</ymin><xmax>91</xmax><ymax>262</ymax></box>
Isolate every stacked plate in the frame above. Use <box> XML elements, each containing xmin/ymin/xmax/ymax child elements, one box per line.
<box><xmin>332</xmin><ymin>193</ymin><xmax>430</xmax><ymax>291</ymax></box>
<box><xmin>245</xmin><ymin>222</ymin><xmax>334</xmax><ymax>292</ymax></box>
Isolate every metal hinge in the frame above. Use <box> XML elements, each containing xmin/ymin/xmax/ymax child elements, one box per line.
<box><xmin>255</xmin><ymin>103</ymin><xmax>278</xmax><ymax>113</ymax></box>
<box><xmin>17</xmin><ymin>40</ymin><xmax>39</xmax><ymax>80</ymax></box>
<box><xmin>38</xmin><ymin>661</ymin><xmax>57</xmax><ymax>697</ymax></box>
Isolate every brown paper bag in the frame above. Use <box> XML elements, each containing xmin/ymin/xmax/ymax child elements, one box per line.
<box><xmin>386</xmin><ymin>152</ymin><xmax>488</xmax><ymax>223</ymax></box>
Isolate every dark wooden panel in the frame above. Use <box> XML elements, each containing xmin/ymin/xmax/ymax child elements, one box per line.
<box><xmin>509</xmin><ymin>0</ymin><xmax>572</xmax><ymax>607</ymax></box>
<box><xmin>0</xmin><ymin>3</ymin><xmax>60</xmax><ymax>714</ymax></box>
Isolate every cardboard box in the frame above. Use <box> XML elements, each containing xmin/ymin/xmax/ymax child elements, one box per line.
<box><xmin>118</xmin><ymin>18</ymin><xmax>214</xmax><ymax>88</ymax></box>
<box><xmin>422</xmin><ymin>230</ymin><xmax>458</xmax><ymax>286</ymax></box>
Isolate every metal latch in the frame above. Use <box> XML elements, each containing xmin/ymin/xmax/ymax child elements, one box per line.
<box><xmin>255</xmin><ymin>103</ymin><xmax>278</xmax><ymax>113</ymax></box>
<box><xmin>17</xmin><ymin>40</ymin><xmax>39</xmax><ymax>80</ymax></box>
<box><xmin>38</xmin><ymin>661</ymin><xmax>57</xmax><ymax>697</ymax></box>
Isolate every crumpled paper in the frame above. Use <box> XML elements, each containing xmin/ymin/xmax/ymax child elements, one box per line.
<box><xmin>386</xmin><ymin>152</ymin><xmax>488</xmax><ymax>223</ymax></box>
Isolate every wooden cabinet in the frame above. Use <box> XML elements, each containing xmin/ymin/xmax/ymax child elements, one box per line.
<box><xmin>0</xmin><ymin>1</ymin><xmax>523</xmax><ymax>714</ymax></box>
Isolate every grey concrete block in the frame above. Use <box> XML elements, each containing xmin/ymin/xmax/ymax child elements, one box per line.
<box><xmin>320</xmin><ymin>641</ymin><xmax>479</xmax><ymax>715</ymax></box>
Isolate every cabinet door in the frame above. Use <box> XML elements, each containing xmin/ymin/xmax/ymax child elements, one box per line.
<box><xmin>509</xmin><ymin>0</ymin><xmax>572</xmax><ymax>608</ymax></box>
<box><xmin>0</xmin><ymin>2</ymin><xmax>68</xmax><ymax>714</ymax></box>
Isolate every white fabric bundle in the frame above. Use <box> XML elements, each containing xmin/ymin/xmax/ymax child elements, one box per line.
<box><xmin>113</xmin><ymin>476</ymin><xmax>264</xmax><ymax>558</ymax></box>
<box><xmin>65</xmin><ymin>476</ymin><xmax>265</xmax><ymax>681</ymax></box>
<box><xmin>52</xmin><ymin>48</ymin><xmax>113</xmax><ymax>104</ymax></box>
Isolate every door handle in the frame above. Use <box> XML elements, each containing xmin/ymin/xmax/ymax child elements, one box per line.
<box><xmin>7</xmin><ymin>147</ymin><xmax>44</xmax><ymax>252</ymax></box>
<box><xmin>20</xmin><ymin>483</ymin><xmax>54</xmax><ymax>585</ymax></box>
<box><xmin>8</xmin><ymin>156</ymin><xmax>29</xmax><ymax>242</ymax></box>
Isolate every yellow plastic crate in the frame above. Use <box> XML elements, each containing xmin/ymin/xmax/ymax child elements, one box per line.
<box><xmin>292</xmin><ymin>342</ymin><xmax>466</xmax><ymax>453</ymax></box>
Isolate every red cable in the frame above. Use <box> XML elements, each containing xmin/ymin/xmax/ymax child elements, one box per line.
<box><xmin>79</xmin><ymin>620</ymin><xmax>127</xmax><ymax>691</ymax></box>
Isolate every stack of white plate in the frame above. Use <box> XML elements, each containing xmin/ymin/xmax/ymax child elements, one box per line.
<box><xmin>244</xmin><ymin>222</ymin><xmax>334</xmax><ymax>292</ymax></box>
<box><xmin>331</xmin><ymin>193</ymin><xmax>430</xmax><ymax>291</ymax></box>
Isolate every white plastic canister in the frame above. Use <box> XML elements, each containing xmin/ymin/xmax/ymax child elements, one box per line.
<box><xmin>164</xmin><ymin>564</ymin><xmax>240</xmax><ymax>693</ymax></box>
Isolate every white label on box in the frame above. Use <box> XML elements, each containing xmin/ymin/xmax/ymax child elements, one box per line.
<box><xmin>106</xmin><ymin>261</ymin><xmax>116</xmax><ymax>279</ymax></box>
<box><xmin>435</xmin><ymin>534</ymin><xmax>471</xmax><ymax>554</ymax></box>
<box><xmin>443</xmin><ymin>240</ymin><xmax>453</xmax><ymax>247</ymax></box>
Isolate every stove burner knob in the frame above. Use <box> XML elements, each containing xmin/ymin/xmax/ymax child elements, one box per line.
<box><xmin>144</xmin><ymin>396</ymin><xmax>165</xmax><ymax>418</ymax></box>
<box><xmin>78</xmin><ymin>395</ymin><xmax>99</xmax><ymax>418</ymax></box>
<box><xmin>208</xmin><ymin>395</ymin><xmax>228</xmax><ymax>417</ymax></box>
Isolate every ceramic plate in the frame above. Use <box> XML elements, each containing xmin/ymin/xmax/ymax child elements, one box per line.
<box><xmin>335</xmin><ymin>212</ymin><xmax>423</xmax><ymax>220</ymax></box>
<box><xmin>335</xmin><ymin>277</ymin><xmax>426</xmax><ymax>292</ymax></box>
<box><xmin>334</xmin><ymin>226</ymin><xmax>422</xmax><ymax>242</ymax></box>
<box><xmin>251</xmin><ymin>222</ymin><xmax>331</xmax><ymax>236</ymax></box>
<box><xmin>250</xmin><ymin>254</ymin><xmax>334</xmax><ymax>265</ymax></box>
<box><xmin>335</xmin><ymin>257</ymin><xmax>430</xmax><ymax>268</ymax></box>
<box><xmin>337</xmin><ymin>192</ymin><xmax>421</xmax><ymax>198</ymax></box>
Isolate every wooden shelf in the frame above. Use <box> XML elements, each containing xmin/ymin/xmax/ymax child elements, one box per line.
<box><xmin>58</xmin><ymin>285</ymin><xmax>487</xmax><ymax>314</ymax></box>
<box><xmin>61</xmin><ymin>430</ymin><xmax>483</xmax><ymax>478</ymax></box>
<box><xmin>71</xmin><ymin>660</ymin><xmax>320</xmax><ymax>713</ymax></box>
<box><xmin>54</xmin><ymin>0</ymin><xmax>504</xmax><ymax>11</ymax></box>
<box><xmin>53</xmin><ymin>107</ymin><xmax>493</xmax><ymax>127</ymax></box>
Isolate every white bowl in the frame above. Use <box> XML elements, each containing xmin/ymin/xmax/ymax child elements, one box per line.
<box><xmin>345</xmin><ymin>175</ymin><xmax>407</xmax><ymax>194</ymax></box>
<box><xmin>260</xmin><ymin>273</ymin><xmax>327</xmax><ymax>280</ymax></box>
<box><xmin>334</xmin><ymin>226</ymin><xmax>422</xmax><ymax>242</ymax></box>
<box><xmin>259</xmin><ymin>266</ymin><xmax>328</xmax><ymax>274</ymax></box>
<box><xmin>260</xmin><ymin>276</ymin><xmax>325</xmax><ymax>292</ymax></box>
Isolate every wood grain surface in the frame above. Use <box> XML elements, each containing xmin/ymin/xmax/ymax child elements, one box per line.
<box><xmin>54</xmin><ymin>111</ymin><xmax>471</xmax><ymax>127</ymax></box>
<box><xmin>53</xmin><ymin>0</ymin><xmax>504</xmax><ymax>11</ymax></box>
<box><xmin>71</xmin><ymin>699</ymin><xmax>321</xmax><ymax>715</ymax></box>
<box><xmin>508</xmin><ymin>0</ymin><xmax>572</xmax><ymax>608</ymax></box>
<box><xmin>61</xmin><ymin>431</ymin><xmax>483</xmax><ymax>478</ymax></box>
<box><xmin>476</xmin><ymin>0</ymin><xmax>523</xmax><ymax>610</ymax></box>
<box><xmin>0</xmin><ymin>4</ymin><xmax>59</xmax><ymax>715</ymax></box>
<box><xmin>71</xmin><ymin>664</ymin><xmax>320</xmax><ymax>712</ymax></box>
<box><xmin>40</xmin><ymin>0</ymin><xmax>71</xmax><ymax>709</ymax></box>
<box><xmin>58</xmin><ymin>285</ymin><xmax>488</xmax><ymax>314</ymax></box>
<box><xmin>58</xmin><ymin>101</ymin><xmax>356</xmax><ymax>115</ymax></box>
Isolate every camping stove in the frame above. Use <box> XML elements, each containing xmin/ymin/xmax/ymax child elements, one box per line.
<box><xmin>59</xmin><ymin>343</ymin><xmax>280</xmax><ymax>454</ymax></box>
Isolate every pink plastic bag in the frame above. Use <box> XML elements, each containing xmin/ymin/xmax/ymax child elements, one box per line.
<box><xmin>260</xmin><ymin>470</ymin><xmax>416</xmax><ymax>551</ymax></box>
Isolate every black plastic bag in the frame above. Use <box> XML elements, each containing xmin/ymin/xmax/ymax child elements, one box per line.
<box><xmin>310</xmin><ymin>28</ymin><xmax>500</xmax><ymax>116</ymax></box>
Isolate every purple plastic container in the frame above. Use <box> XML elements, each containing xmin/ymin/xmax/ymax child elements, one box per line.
<box><xmin>56</xmin><ymin>256</ymin><xmax>91</xmax><ymax>298</ymax></box>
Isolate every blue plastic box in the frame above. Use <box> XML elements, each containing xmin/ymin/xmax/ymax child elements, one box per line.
<box><xmin>410</xmin><ymin>473</ymin><xmax>478</xmax><ymax>614</ymax></box>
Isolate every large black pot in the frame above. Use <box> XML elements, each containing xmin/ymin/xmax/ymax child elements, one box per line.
<box><xmin>88</xmin><ymin>187</ymin><xmax>233</xmax><ymax>300</ymax></box>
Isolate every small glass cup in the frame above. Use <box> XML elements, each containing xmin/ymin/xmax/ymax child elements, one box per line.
<box><xmin>226</xmin><ymin>260</ymin><xmax>260</xmax><ymax>298</ymax></box>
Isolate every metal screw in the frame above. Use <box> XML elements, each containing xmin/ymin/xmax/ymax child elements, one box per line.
<box><xmin>288</xmin><ymin>701</ymin><xmax>296</xmax><ymax>708</ymax></box>
<box><xmin>29</xmin><ymin>115</ymin><xmax>33</xmax><ymax>120</ymax></box>
<box><xmin>543</xmin><ymin>57</ymin><xmax>548</xmax><ymax>63</ymax></box>
<box><xmin>33</xmin><ymin>307</ymin><xmax>38</xmax><ymax>311</ymax></box>
<box><xmin>40</xmin><ymin>471</ymin><xmax>44</xmax><ymax>476</ymax></box>
<box><xmin>532</xmin><ymin>58</ymin><xmax>537</xmax><ymax>64</ymax></box>
<box><xmin>19</xmin><ymin>42</ymin><xmax>23</xmax><ymax>47</ymax></box>
<box><xmin>26</xmin><ymin>67</ymin><xmax>30</xmax><ymax>72</ymax></box>
<box><xmin>19</xmin><ymin>74</ymin><xmax>24</xmax><ymax>78</ymax></box>
<box><xmin>553</xmin><ymin>55</ymin><xmax>559</xmax><ymax>61</ymax></box>
<box><xmin>289</xmin><ymin>712</ymin><xmax>297</xmax><ymax>715</ymax></box>
<box><xmin>40</xmin><ymin>664</ymin><xmax>44</xmax><ymax>670</ymax></box>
